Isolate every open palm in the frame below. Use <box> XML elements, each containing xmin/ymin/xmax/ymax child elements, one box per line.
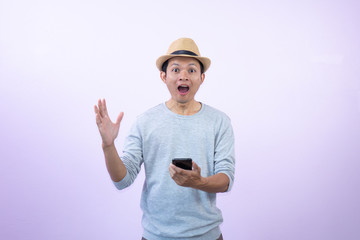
<box><xmin>94</xmin><ymin>99</ymin><xmax>124</xmax><ymax>147</ymax></box>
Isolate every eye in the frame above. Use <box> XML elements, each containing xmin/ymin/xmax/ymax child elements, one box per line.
<box><xmin>189</xmin><ymin>68</ymin><xmax>196</xmax><ymax>73</ymax></box>
<box><xmin>172</xmin><ymin>68</ymin><xmax>179</xmax><ymax>73</ymax></box>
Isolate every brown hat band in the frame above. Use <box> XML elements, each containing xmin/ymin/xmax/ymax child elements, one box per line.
<box><xmin>171</xmin><ymin>50</ymin><xmax>198</xmax><ymax>56</ymax></box>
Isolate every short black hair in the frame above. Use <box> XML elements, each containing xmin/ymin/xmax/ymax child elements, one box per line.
<box><xmin>161</xmin><ymin>58</ymin><xmax>204</xmax><ymax>74</ymax></box>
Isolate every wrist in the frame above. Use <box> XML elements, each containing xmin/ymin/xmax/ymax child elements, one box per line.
<box><xmin>102</xmin><ymin>142</ymin><xmax>115</xmax><ymax>150</ymax></box>
<box><xmin>195</xmin><ymin>176</ymin><xmax>209</xmax><ymax>190</ymax></box>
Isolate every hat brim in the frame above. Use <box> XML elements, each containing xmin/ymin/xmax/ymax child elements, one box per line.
<box><xmin>156</xmin><ymin>54</ymin><xmax>211</xmax><ymax>73</ymax></box>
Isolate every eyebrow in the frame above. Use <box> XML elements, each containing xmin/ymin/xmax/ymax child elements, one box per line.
<box><xmin>171</xmin><ymin>63</ymin><xmax>198</xmax><ymax>67</ymax></box>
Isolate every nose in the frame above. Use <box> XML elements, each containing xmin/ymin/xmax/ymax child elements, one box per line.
<box><xmin>179</xmin><ymin>70</ymin><xmax>189</xmax><ymax>81</ymax></box>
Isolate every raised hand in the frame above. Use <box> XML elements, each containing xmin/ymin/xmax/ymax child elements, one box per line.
<box><xmin>94</xmin><ymin>99</ymin><xmax>124</xmax><ymax>148</ymax></box>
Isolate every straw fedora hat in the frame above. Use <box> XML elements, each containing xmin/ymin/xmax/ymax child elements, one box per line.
<box><xmin>156</xmin><ymin>38</ymin><xmax>211</xmax><ymax>73</ymax></box>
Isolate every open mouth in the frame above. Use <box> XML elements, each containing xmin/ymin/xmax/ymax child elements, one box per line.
<box><xmin>178</xmin><ymin>85</ymin><xmax>190</xmax><ymax>95</ymax></box>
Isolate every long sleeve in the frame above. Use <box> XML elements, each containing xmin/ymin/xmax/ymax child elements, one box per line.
<box><xmin>214</xmin><ymin>116</ymin><xmax>236</xmax><ymax>192</ymax></box>
<box><xmin>112</xmin><ymin>120</ymin><xmax>143</xmax><ymax>190</ymax></box>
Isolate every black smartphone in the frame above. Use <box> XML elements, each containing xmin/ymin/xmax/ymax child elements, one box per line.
<box><xmin>172</xmin><ymin>158</ymin><xmax>193</xmax><ymax>170</ymax></box>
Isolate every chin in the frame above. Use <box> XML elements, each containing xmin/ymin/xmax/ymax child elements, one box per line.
<box><xmin>172</xmin><ymin>94</ymin><xmax>193</xmax><ymax>104</ymax></box>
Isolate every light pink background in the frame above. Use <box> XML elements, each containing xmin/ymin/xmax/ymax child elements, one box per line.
<box><xmin>1</xmin><ymin>0</ymin><xmax>359</xmax><ymax>239</ymax></box>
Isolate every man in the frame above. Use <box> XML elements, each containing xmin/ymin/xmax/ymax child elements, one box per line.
<box><xmin>94</xmin><ymin>38</ymin><xmax>235</xmax><ymax>240</ymax></box>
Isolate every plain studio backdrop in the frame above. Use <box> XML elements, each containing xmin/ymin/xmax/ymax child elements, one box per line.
<box><xmin>1</xmin><ymin>0</ymin><xmax>359</xmax><ymax>239</ymax></box>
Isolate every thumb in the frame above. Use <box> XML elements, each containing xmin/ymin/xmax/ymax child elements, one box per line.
<box><xmin>192</xmin><ymin>161</ymin><xmax>201</xmax><ymax>173</ymax></box>
<box><xmin>115</xmin><ymin>112</ymin><xmax>124</xmax><ymax>125</ymax></box>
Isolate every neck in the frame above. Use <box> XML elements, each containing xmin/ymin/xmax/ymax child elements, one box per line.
<box><xmin>166</xmin><ymin>99</ymin><xmax>202</xmax><ymax>115</ymax></box>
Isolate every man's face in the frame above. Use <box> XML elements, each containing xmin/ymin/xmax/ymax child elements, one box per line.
<box><xmin>160</xmin><ymin>57</ymin><xmax>205</xmax><ymax>104</ymax></box>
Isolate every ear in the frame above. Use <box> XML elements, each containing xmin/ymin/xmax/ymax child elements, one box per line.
<box><xmin>200</xmin><ymin>73</ymin><xmax>205</xmax><ymax>84</ymax></box>
<box><xmin>160</xmin><ymin>71</ymin><xmax>166</xmax><ymax>83</ymax></box>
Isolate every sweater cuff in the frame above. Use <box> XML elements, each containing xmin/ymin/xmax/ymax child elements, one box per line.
<box><xmin>112</xmin><ymin>170</ymin><xmax>131</xmax><ymax>190</ymax></box>
<box><xmin>220</xmin><ymin>171</ymin><xmax>234</xmax><ymax>192</ymax></box>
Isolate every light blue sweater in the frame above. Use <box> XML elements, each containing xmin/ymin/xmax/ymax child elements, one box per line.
<box><xmin>113</xmin><ymin>103</ymin><xmax>235</xmax><ymax>240</ymax></box>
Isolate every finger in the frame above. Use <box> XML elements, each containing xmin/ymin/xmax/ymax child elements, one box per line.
<box><xmin>169</xmin><ymin>164</ymin><xmax>176</xmax><ymax>177</ymax></box>
<box><xmin>98</xmin><ymin>99</ymin><xmax>108</xmax><ymax>118</ymax></box>
<box><xmin>94</xmin><ymin>105</ymin><xmax>100</xmax><ymax>115</ymax></box>
<box><xmin>171</xmin><ymin>164</ymin><xmax>184</xmax><ymax>176</ymax></box>
<box><xmin>174</xmin><ymin>166</ymin><xmax>185</xmax><ymax>175</ymax></box>
<box><xmin>102</xmin><ymin>98</ymin><xmax>109</xmax><ymax>117</ymax></box>
<box><xmin>192</xmin><ymin>161</ymin><xmax>201</xmax><ymax>173</ymax></box>
<box><xmin>169</xmin><ymin>163</ymin><xmax>176</xmax><ymax>172</ymax></box>
<box><xmin>98</xmin><ymin>99</ymin><xmax>104</xmax><ymax>118</ymax></box>
<box><xmin>94</xmin><ymin>105</ymin><xmax>102</xmax><ymax>125</ymax></box>
<box><xmin>115</xmin><ymin>112</ymin><xmax>124</xmax><ymax>125</ymax></box>
<box><xmin>95</xmin><ymin>113</ymin><xmax>102</xmax><ymax>125</ymax></box>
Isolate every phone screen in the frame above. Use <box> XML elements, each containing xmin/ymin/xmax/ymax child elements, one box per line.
<box><xmin>172</xmin><ymin>158</ymin><xmax>192</xmax><ymax>170</ymax></box>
